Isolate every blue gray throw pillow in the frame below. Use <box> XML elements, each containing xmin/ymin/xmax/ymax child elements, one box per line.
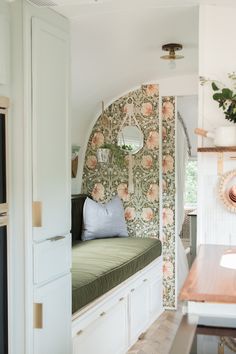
<box><xmin>81</xmin><ymin>196</ymin><xmax>128</xmax><ymax>241</ymax></box>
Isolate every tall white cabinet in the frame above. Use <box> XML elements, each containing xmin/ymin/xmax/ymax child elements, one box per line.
<box><xmin>24</xmin><ymin>4</ymin><xmax>71</xmax><ymax>354</ymax></box>
<box><xmin>31</xmin><ymin>17</ymin><xmax>70</xmax><ymax>243</ymax></box>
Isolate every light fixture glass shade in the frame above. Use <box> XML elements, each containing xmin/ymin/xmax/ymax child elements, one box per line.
<box><xmin>168</xmin><ymin>59</ymin><xmax>176</xmax><ymax>70</ymax></box>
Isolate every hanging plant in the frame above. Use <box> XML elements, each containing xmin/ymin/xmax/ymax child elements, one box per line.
<box><xmin>97</xmin><ymin>143</ymin><xmax>132</xmax><ymax>168</ymax></box>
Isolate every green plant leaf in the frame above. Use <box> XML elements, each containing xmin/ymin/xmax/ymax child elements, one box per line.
<box><xmin>212</xmin><ymin>93</ymin><xmax>223</xmax><ymax>101</ymax></box>
<box><xmin>222</xmin><ymin>88</ymin><xmax>233</xmax><ymax>99</ymax></box>
<box><xmin>211</xmin><ymin>82</ymin><xmax>219</xmax><ymax>91</ymax></box>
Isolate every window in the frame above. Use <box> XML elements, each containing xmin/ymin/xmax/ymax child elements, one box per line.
<box><xmin>185</xmin><ymin>160</ymin><xmax>197</xmax><ymax>207</ymax></box>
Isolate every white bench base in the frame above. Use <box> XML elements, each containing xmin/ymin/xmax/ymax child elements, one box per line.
<box><xmin>72</xmin><ymin>257</ymin><xmax>163</xmax><ymax>354</ymax></box>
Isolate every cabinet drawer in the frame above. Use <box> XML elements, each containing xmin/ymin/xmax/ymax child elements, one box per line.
<box><xmin>150</xmin><ymin>277</ymin><xmax>163</xmax><ymax>321</ymax></box>
<box><xmin>129</xmin><ymin>279</ymin><xmax>150</xmax><ymax>344</ymax></box>
<box><xmin>148</xmin><ymin>258</ymin><xmax>162</xmax><ymax>282</ymax></box>
<box><xmin>34</xmin><ymin>274</ymin><xmax>71</xmax><ymax>354</ymax></box>
<box><xmin>73</xmin><ymin>297</ymin><xmax>128</xmax><ymax>354</ymax></box>
<box><xmin>34</xmin><ymin>234</ymin><xmax>71</xmax><ymax>284</ymax></box>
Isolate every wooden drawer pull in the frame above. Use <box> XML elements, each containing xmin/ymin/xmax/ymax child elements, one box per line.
<box><xmin>100</xmin><ymin>311</ymin><xmax>106</xmax><ymax>317</ymax></box>
<box><xmin>0</xmin><ymin>218</ymin><xmax>7</xmax><ymax>227</ymax></box>
<box><xmin>0</xmin><ymin>213</ymin><xmax>8</xmax><ymax>227</ymax></box>
<box><xmin>34</xmin><ymin>303</ymin><xmax>43</xmax><ymax>329</ymax></box>
<box><xmin>77</xmin><ymin>330</ymin><xmax>83</xmax><ymax>336</ymax></box>
<box><xmin>32</xmin><ymin>201</ymin><xmax>42</xmax><ymax>227</ymax></box>
<box><xmin>47</xmin><ymin>236</ymin><xmax>66</xmax><ymax>242</ymax></box>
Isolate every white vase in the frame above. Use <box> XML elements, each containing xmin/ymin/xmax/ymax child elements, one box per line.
<box><xmin>208</xmin><ymin>126</ymin><xmax>236</xmax><ymax>147</ymax></box>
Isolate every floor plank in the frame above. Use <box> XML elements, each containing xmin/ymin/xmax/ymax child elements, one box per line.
<box><xmin>127</xmin><ymin>309</ymin><xmax>183</xmax><ymax>354</ymax></box>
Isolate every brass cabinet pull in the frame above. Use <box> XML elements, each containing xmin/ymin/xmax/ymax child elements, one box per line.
<box><xmin>0</xmin><ymin>216</ymin><xmax>8</xmax><ymax>227</ymax></box>
<box><xmin>34</xmin><ymin>303</ymin><xmax>43</xmax><ymax>329</ymax></box>
<box><xmin>0</xmin><ymin>203</ymin><xmax>8</xmax><ymax>214</ymax></box>
<box><xmin>0</xmin><ymin>97</ymin><xmax>9</xmax><ymax>109</ymax></box>
<box><xmin>32</xmin><ymin>201</ymin><xmax>42</xmax><ymax>227</ymax></box>
<box><xmin>100</xmin><ymin>311</ymin><xmax>106</xmax><ymax>317</ymax></box>
<box><xmin>77</xmin><ymin>330</ymin><xmax>83</xmax><ymax>336</ymax></box>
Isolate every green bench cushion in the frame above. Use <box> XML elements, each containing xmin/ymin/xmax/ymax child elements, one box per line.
<box><xmin>72</xmin><ymin>237</ymin><xmax>162</xmax><ymax>313</ymax></box>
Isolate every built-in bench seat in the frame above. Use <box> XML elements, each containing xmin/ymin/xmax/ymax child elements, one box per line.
<box><xmin>72</xmin><ymin>237</ymin><xmax>162</xmax><ymax>313</ymax></box>
<box><xmin>71</xmin><ymin>194</ymin><xmax>163</xmax><ymax>354</ymax></box>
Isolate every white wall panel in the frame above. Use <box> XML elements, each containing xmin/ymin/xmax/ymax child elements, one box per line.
<box><xmin>32</xmin><ymin>17</ymin><xmax>70</xmax><ymax>241</ymax></box>
<box><xmin>198</xmin><ymin>153</ymin><xmax>236</xmax><ymax>246</ymax></box>
<box><xmin>198</xmin><ymin>5</ymin><xmax>236</xmax><ymax>246</ymax></box>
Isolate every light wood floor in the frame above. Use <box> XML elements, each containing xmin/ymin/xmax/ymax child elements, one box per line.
<box><xmin>127</xmin><ymin>309</ymin><xmax>183</xmax><ymax>354</ymax></box>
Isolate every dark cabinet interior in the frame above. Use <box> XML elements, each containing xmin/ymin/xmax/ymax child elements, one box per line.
<box><xmin>0</xmin><ymin>226</ymin><xmax>8</xmax><ymax>354</ymax></box>
<box><xmin>0</xmin><ymin>111</ymin><xmax>8</xmax><ymax>354</ymax></box>
<box><xmin>0</xmin><ymin>113</ymin><xmax>6</xmax><ymax>204</ymax></box>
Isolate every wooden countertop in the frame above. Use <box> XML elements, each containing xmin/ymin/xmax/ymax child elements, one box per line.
<box><xmin>180</xmin><ymin>244</ymin><xmax>236</xmax><ymax>304</ymax></box>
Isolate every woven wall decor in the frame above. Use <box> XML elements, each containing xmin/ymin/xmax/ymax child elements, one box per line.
<box><xmin>219</xmin><ymin>169</ymin><xmax>236</xmax><ymax>213</ymax></box>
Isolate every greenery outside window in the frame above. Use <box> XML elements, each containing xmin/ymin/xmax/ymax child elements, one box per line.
<box><xmin>185</xmin><ymin>159</ymin><xmax>197</xmax><ymax>207</ymax></box>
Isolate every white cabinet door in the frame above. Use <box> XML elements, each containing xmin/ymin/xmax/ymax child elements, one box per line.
<box><xmin>129</xmin><ymin>279</ymin><xmax>150</xmax><ymax>343</ymax></box>
<box><xmin>31</xmin><ymin>17</ymin><xmax>70</xmax><ymax>242</ymax></box>
<box><xmin>33</xmin><ymin>234</ymin><xmax>71</xmax><ymax>285</ymax></box>
<box><xmin>34</xmin><ymin>274</ymin><xmax>71</xmax><ymax>354</ymax></box>
<box><xmin>150</xmin><ymin>277</ymin><xmax>163</xmax><ymax>321</ymax></box>
<box><xmin>0</xmin><ymin>14</ymin><xmax>10</xmax><ymax>84</ymax></box>
<box><xmin>73</xmin><ymin>298</ymin><xmax>128</xmax><ymax>354</ymax></box>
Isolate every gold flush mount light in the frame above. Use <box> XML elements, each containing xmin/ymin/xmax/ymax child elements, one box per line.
<box><xmin>160</xmin><ymin>43</ymin><xmax>184</xmax><ymax>60</ymax></box>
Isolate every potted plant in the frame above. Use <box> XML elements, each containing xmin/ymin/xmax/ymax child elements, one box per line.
<box><xmin>200</xmin><ymin>73</ymin><xmax>236</xmax><ymax>146</ymax></box>
<box><xmin>96</xmin><ymin>143</ymin><xmax>131</xmax><ymax>167</ymax></box>
<box><xmin>96</xmin><ymin>144</ymin><xmax>111</xmax><ymax>165</ymax></box>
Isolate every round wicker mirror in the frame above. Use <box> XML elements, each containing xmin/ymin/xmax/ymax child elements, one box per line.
<box><xmin>219</xmin><ymin>169</ymin><xmax>236</xmax><ymax>213</ymax></box>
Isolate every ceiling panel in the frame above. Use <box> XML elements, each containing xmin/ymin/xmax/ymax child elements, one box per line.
<box><xmin>51</xmin><ymin>0</ymin><xmax>236</xmax><ymax>20</ymax></box>
<box><xmin>54</xmin><ymin>0</ymin><xmax>113</xmax><ymax>5</ymax></box>
<box><xmin>69</xmin><ymin>5</ymin><xmax>199</xmax><ymax>140</ymax></box>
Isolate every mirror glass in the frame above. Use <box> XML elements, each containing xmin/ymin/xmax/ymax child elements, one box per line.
<box><xmin>117</xmin><ymin>126</ymin><xmax>143</xmax><ymax>154</ymax></box>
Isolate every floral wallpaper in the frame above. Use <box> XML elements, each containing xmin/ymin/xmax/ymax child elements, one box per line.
<box><xmin>162</xmin><ymin>96</ymin><xmax>176</xmax><ymax>308</ymax></box>
<box><xmin>82</xmin><ymin>84</ymin><xmax>160</xmax><ymax>238</ymax></box>
<box><xmin>82</xmin><ymin>86</ymin><xmax>176</xmax><ymax>308</ymax></box>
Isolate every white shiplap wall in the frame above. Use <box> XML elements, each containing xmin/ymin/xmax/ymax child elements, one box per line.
<box><xmin>198</xmin><ymin>4</ymin><xmax>236</xmax><ymax>246</ymax></box>
<box><xmin>198</xmin><ymin>153</ymin><xmax>236</xmax><ymax>246</ymax></box>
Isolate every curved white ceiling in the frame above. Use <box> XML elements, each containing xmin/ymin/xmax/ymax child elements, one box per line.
<box><xmin>70</xmin><ymin>5</ymin><xmax>198</xmax><ymax>145</ymax></box>
<box><xmin>53</xmin><ymin>0</ymin><xmax>236</xmax><ymax>18</ymax></box>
